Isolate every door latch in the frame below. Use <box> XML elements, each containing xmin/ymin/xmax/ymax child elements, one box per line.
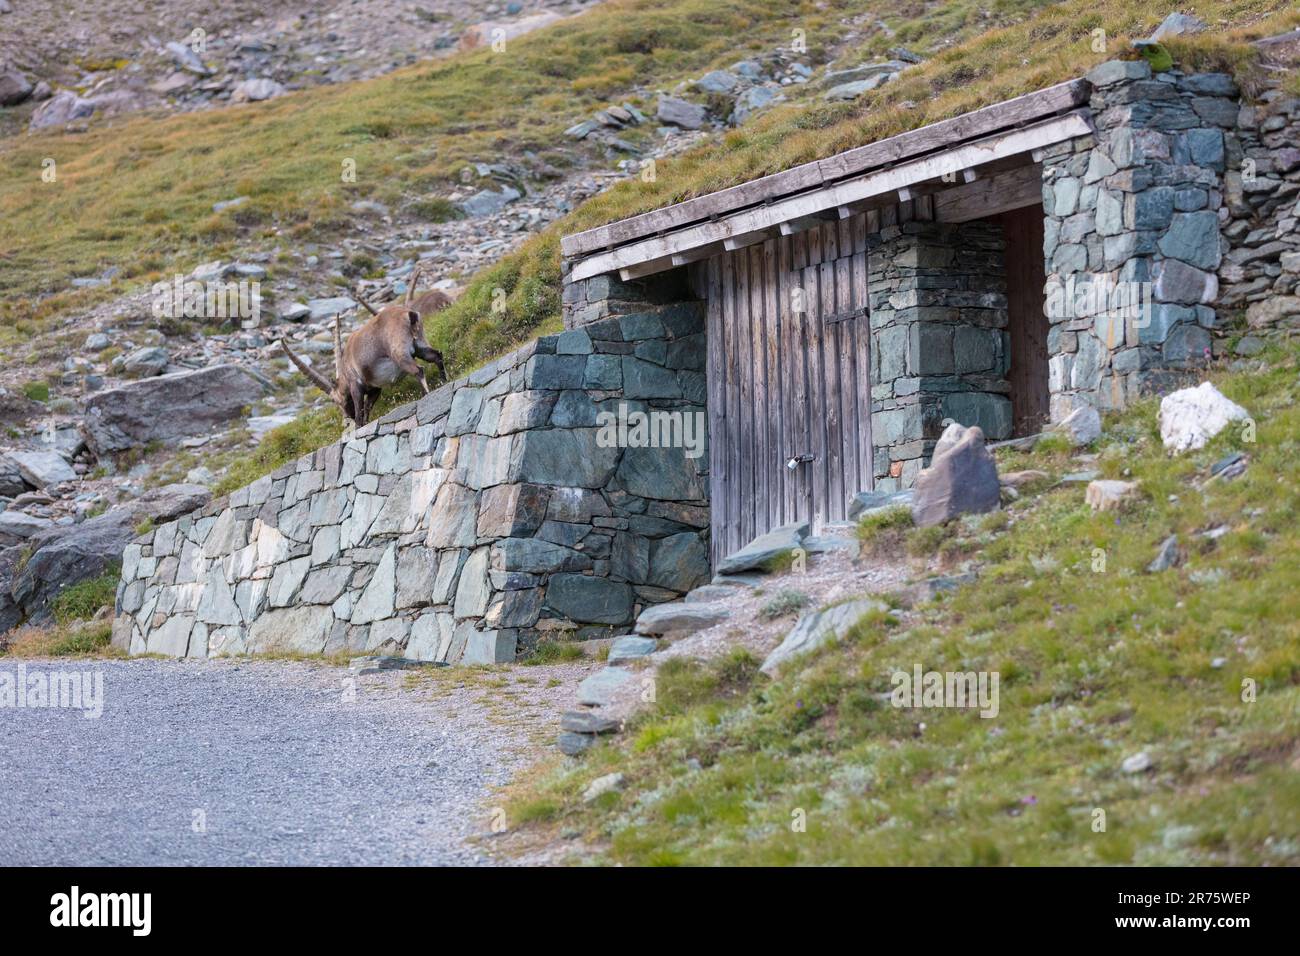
<box><xmin>786</xmin><ymin>454</ymin><xmax>815</xmax><ymax>470</ymax></box>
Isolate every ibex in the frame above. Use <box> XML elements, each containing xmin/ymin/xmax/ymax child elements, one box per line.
<box><xmin>280</xmin><ymin>265</ymin><xmax>450</xmax><ymax>427</ymax></box>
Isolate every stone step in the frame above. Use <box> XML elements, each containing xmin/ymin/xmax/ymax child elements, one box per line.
<box><xmin>714</xmin><ymin>521</ymin><xmax>808</xmax><ymax>575</ymax></box>
<box><xmin>684</xmin><ymin>583</ymin><xmax>746</xmax><ymax>603</ymax></box>
<box><xmin>575</xmin><ymin>666</ymin><xmax>634</xmax><ymax>707</ymax></box>
<box><xmin>607</xmin><ymin>635</ymin><xmax>657</xmax><ymax>663</ymax></box>
<box><xmin>634</xmin><ymin>601</ymin><xmax>730</xmax><ymax>636</ymax></box>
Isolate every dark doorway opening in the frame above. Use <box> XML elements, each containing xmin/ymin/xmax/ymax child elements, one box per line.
<box><xmin>999</xmin><ymin>204</ymin><xmax>1050</xmax><ymax>436</ymax></box>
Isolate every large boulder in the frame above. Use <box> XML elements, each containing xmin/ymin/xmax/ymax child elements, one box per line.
<box><xmin>0</xmin><ymin>453</ymin><xmax>30</xmax><ymax>496</ymax></box>
<box><xmin>1158</xmin><ymin>382</ymin><xmax>1249</xmax><ymax>453</ymax></box>
<box><xmin>6</xmin><ymin>449</ymin><xmax>76</xmax><ymax>488</ymax></box>
<box><xmin>910</xmin><ymin>423</ymin><xmax>1000</xmax><ymax>527</ymax></box>
<box><xmin>82</xmin><ymin>364</ymin><xmax>269</xmax><ymax>457</ymax></box>
<box><xmin>29</xmin><ymin>89</ymin><xmax>96</xmax><ymax>129</ymax></box>
<box><xmin>0</xmin><ymin>69</ymin><xmax>33</xmax><ymax>106</ymax></box>
<box><xmin>0</xmin><ymin>483</ymin><xmax>210</xmax><ymax>632</ymax></box>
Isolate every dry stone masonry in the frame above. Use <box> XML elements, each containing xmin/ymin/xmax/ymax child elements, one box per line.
<box><xmin>1040</xmin><ymin>60</ymin><xmax>1244</xmax><ymax>415</ymax></box>
<box><xmin>113</xmin><ymin>300</ymin><xmax>710</xmax><ymax>662</ymax></box>
<box><xmin>867</xmin><ymin>219</ymin><xmax>1010</xmax><ymax>490</ymax></box>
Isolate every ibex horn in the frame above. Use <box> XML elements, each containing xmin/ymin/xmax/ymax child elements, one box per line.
<box><xmin>354</xmin><ymin>290</ymin><xmax>379</xmax><ymax>315</ymax></box>
<box><xmin>280</xmin><ymin>339</ymin><xmax>336</xmax><ymax>396</ymax></box>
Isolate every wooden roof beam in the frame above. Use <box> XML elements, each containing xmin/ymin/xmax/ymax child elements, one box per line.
<box><xmin>932</xmin><ymin>163</ymin><xmax>1045</xmax><ymax>223</ymax></box>
<box><xmin>569</xmin><ymin>110</ymin><xmax>1091</xmax><ymax>282</ymax></box>
<box><xmin>561</xmin><ymin>78</ymin><xmax>1090</xmax><ymax>258</ymax></box>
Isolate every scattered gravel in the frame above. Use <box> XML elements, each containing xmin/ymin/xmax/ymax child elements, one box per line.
<box><xmin>589</xmin><ymin>546</ymin><xmax>912</xmax><ymax>725</ymax></box>
<box><xmin>0</xmin><ymin>656</ymin><xmax>589</xmax><ymax>865</ymax></box>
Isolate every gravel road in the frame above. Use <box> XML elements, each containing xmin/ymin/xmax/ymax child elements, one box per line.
<box><xmin>0</xmin><ymin>657</ymin><xmax>588</xmax><ymax>866</ymax></box>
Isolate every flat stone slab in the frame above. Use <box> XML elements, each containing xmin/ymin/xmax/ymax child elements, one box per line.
<box><xmin>715</xmin><ymin>521</ymin><xmax>808</xmax><ymax>575</ymax></box>
<box><xmin>349</xmin><ymin>655</ymin><xmax>441</xmax><ymax>674</ymax></box>
<box><xmin>847</xmin><ymin>488</ymin><xmax>913</xmax><ymax>520</ymax></box>
<box><xmin>803</xmin><ymin>535</ymin><xmax>860</xmax><ymax>557</ymax></box>
<box><xmin>576</xmin><ymin>666</ymin><xmax>635</xmax><ymax>707</ymax></box>
<box><xmin>634</xmin><ymin>601</ymin><xmax>730</xmax><ymax>636</ymax></box>
<box><xmin>558</xmin><ymin>731</ymin><xmax>595</xmax><ymax>756</ymax></box>
<box><xmin>684</xmin><ymin>583</ymin><xmax>745</xmax><ymax>603</ymax></box>
<box><xmin>761</xmin><ymin>598</ymin><xmax>887</xmax><ymax>676</ymax></box>
<box><xmin>607</xmin><ymin>635</ymin><xmax>658</xmax><ymax>664</ymax></box>
<box><xmin>709</xmin><ymin>573</ymin><xmax>765</xmax><ymax>589</ymax></box>
<box><xmin>560</xmin><ymin>710</ymin><xmax>620</xmax><ymax>734</ymax></box>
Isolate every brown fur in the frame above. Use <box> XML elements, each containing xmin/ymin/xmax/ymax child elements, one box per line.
<box><xmin>280</xmin><ymin>266</ymin><xmax>451</xmax><ymax>426</ymax></box>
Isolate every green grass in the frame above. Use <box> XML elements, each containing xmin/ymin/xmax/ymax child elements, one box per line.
<box><xmin>758</xmin><ymin>588</ymin><xmax>810</xmax><ymax>620</ymax></box>
<box><xmin>522</xmin><ymin>640</ymin><xmax>588</xmax><ymax>665</ymax></box>
<box><xmin>50</xmin><ymin>566</ymin><xmax>120</xmax><ymax>625</ymax></box>
<box><xmin>506</xmin><ymin>345</ymin><xmax>1300</xmax><ymax>865</ymax></box>
<box><xmin>22</xmin><ymin>381</ymin><xmax>49</xmax><ymax>402</ymax></box>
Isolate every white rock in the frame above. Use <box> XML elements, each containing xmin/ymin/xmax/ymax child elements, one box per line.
<box><xmin>1121</xmin><ymin>751</ymin><xmax>1152</xmax><ymax>774</ymax></box>
<box><xmin>582</xmin><ymin>772</ymin><xmax>625</xmax><ymax>803</ymax></box>
<box><xmin>1085</xmin><ymin>479</ymin><xmax>1138</xmax><ymax>512</ymax></box>
<box><xmin>231</xmin><ymin>78</ymin><xmax>286</xmax><ymax>103</ymax></box>
<box><xmin>1158</xmin><ymin>382</ymin><xmax>1249</xmax><ymax>453</ymax></box>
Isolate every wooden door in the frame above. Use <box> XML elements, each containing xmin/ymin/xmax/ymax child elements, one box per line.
<box><xmin>1001</xmin><ymin>204</ymin><xmax>1050</xmax><ymax>436</ymax></box>
<box><xmin>706</xmin><ymin>216</ymin><xmax>873</xmax><ymax>567</ymax></box>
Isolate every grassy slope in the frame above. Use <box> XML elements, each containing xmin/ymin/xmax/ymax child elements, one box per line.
<box><xmin>0</xmin><ymin>0</ymin><xmax>861</xmax><ymax>316</ymax></box>
<box><xmin>507</xmin><ymin>347</ymin><xmax>1300</xmax><ymax>865</ymax></box>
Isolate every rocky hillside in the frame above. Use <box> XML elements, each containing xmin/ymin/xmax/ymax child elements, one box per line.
<box><xmin>0</xmin><ymin>0</ymin><xmax>997</xmax><ymax>640</ymax></box>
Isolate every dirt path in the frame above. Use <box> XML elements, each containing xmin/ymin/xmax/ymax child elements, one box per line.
<box><xmin>0</xmin><ymin>656</ymin><xmax>591</xmax><ymax>865</ymax></box>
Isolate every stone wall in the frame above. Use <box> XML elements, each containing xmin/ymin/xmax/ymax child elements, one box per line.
<box><xmin>113</xmin><ymin>299</ymin><xmax>710</xmax><ymax>662</ymax></box>
<box><xmin>1218</xmin><ymin>73</ymin><xmax>1300</xmax><ymax>343</ymax></box>
<box><xmin>1039</xmin><ymin>60</ymin><xmax>1240</xmax><ymax>417</ymax></box>
<box><xmin>868</xmin><ymin>218</ymin><xmax>1010</xmax><ymax>491</ymax></box>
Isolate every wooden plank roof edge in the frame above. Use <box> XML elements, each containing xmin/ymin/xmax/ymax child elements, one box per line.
<box><xmin>560</xmin><ymin>76</ymin><xmax>1090</xmax><ymax>261</ymax></box>
<box><xmin>566</xmin><ymin>109</ymin><xmax>1093</xmax><ymax>283</ymax></box>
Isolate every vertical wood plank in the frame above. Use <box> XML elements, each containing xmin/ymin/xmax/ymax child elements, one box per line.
<box><xmin>819</xmin><ymin>226</ymin><xmax>843</xmax><ymax>526</ymax></box>
<box><xmin>721</xmin><ymin>252</ymin><xmax>740</xmax><ymax>561</ymax></box>
<box><xmin>748</xmin><ymin>243</ymin><xmax>768</xmax><ymax>544</ymax></box>
<box><xmin>790</xmin><ymin>231</ymin><xmax>811</xmax><ymax>528</ymax></box>
<box><xmin>776</xmin><ymin>235</ymin><xmax>794</xmax><ymax>526</ymax></box>
<box><xmin>804</xmin><ymin>227</ymin><xmax>826</xmax><ymax>533</ymax></box>
<box><xmin>705</xmin><ymin>255</ymin><xmax>726</xmax><ymax>568</ymax></box>
<box><xmin>735</xmin><ymin>249</ymin><xmax>754</xmax><ymax>548</ymax></box>
<box><xmin>852</xmin><ymin>213</ymin><xmax>873</xmax><ymax>491</ymax></box>
<box><xmin>763</xmin><ymin>238</ymin><xmax>781</xmax><ymax>533</ymax></box>
<box><xmin>836</xmin><ymin>249</ymin><xmax>857</xmax><ymax>508</ymax></box>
